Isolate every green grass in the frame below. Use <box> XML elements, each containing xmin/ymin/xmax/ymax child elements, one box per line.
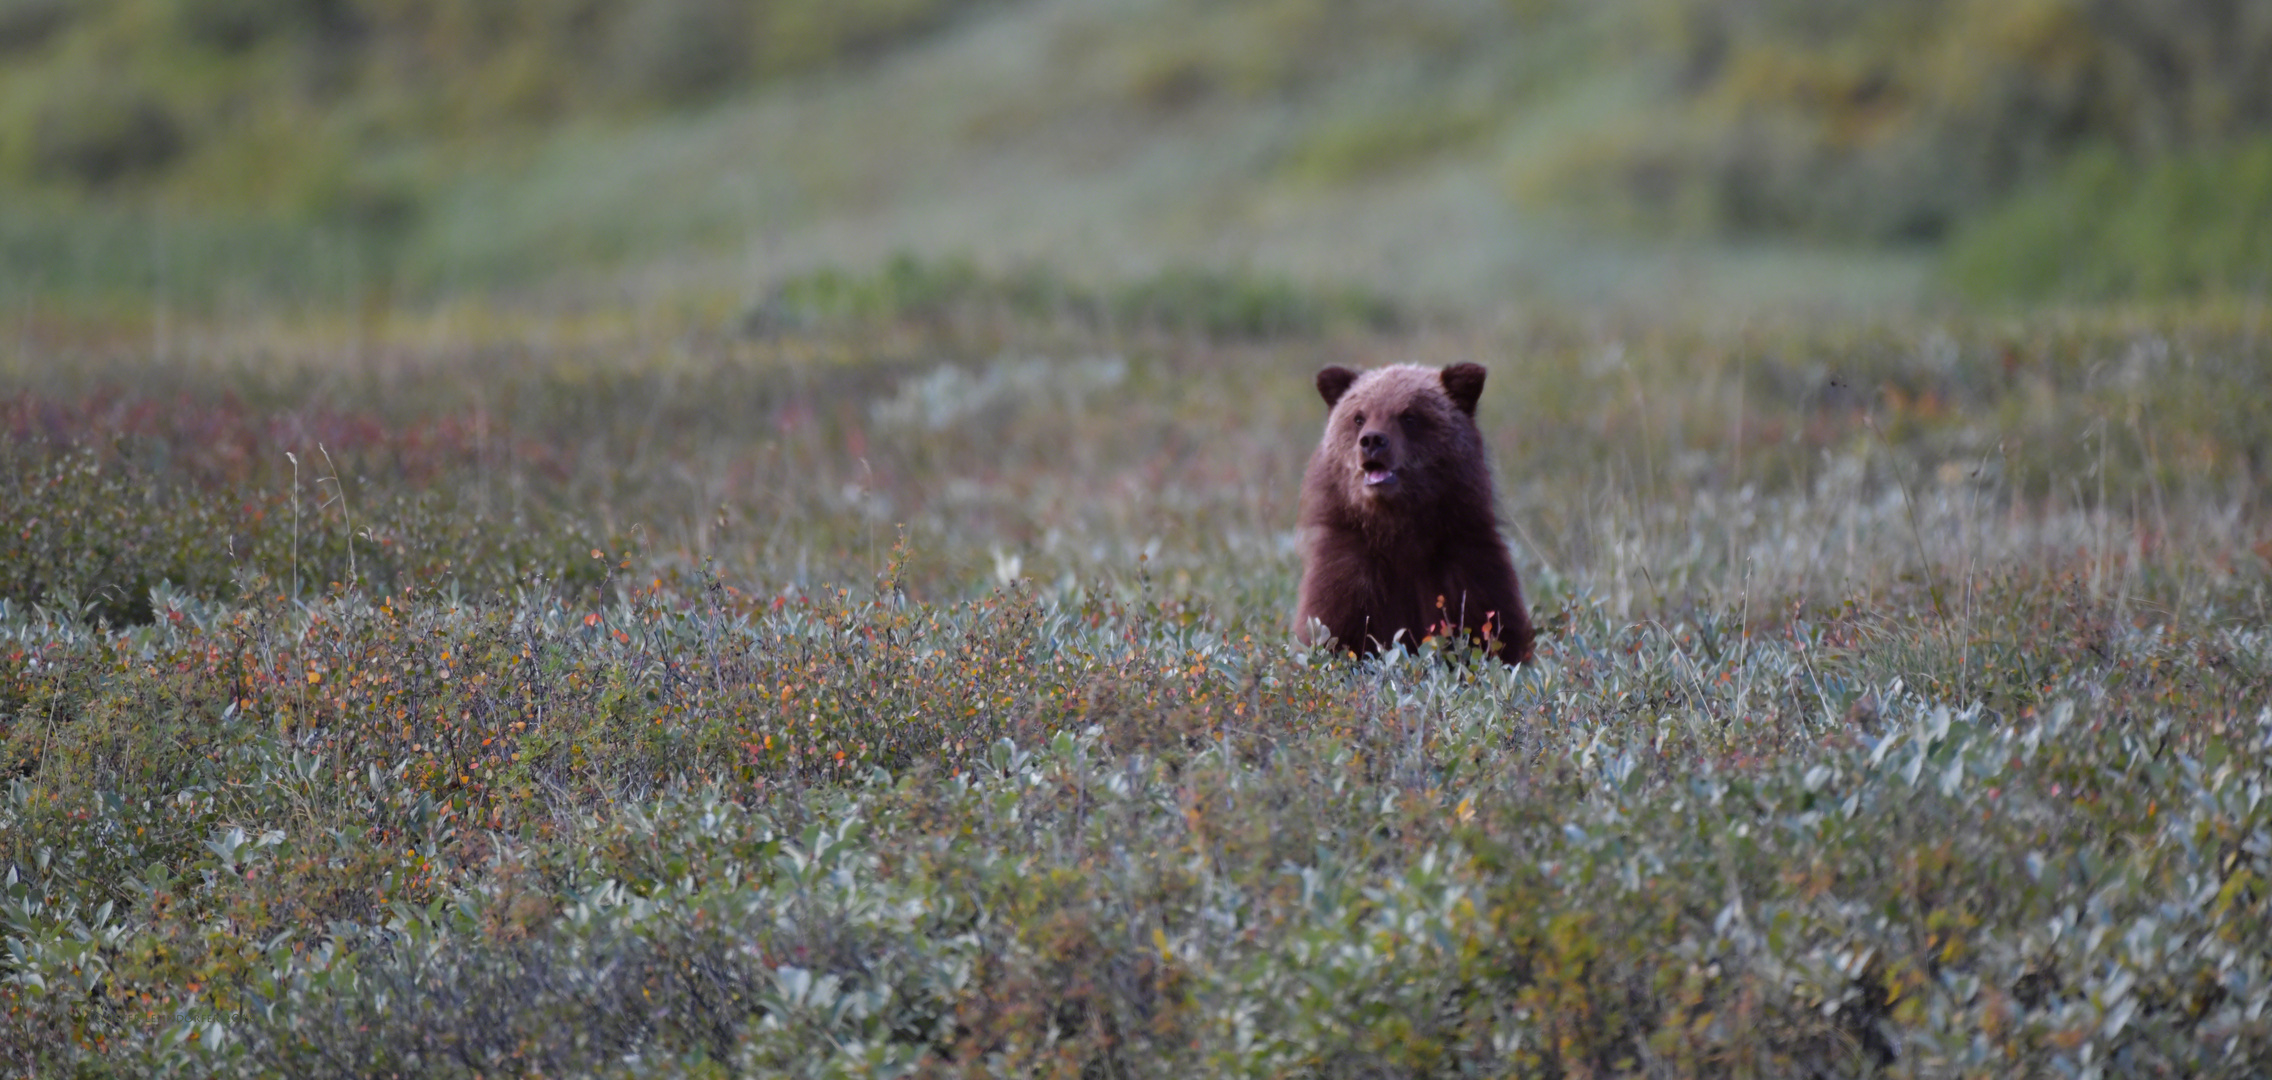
<box><xmin>742</xmin><ymin>254</ymin><xmax>1402</xmax><ymax>340</ymax></box>
<box><xmin>4</xmin><ymin>3</ymin><xmax>2270</xmax><ymax>1068</ymax></box>
<box><xmin>3</xmin><ymin>281</ymin><xmax>2271</xmax><ymax>1074</ymax></box>
<box><xmin>1279</xmin><ymin>102</ymin><xmax>1502</xmax><ymax>186</ymax></box>
<box><xmin>0</xmin><ymin>201</ymin><xmax>400</xmax><ymax>315</ymax></box>
<box><xmin>1946</xmin><ymin>141</ymin><xmax>2272</xmax><ymax>303</ymax></box>
<box><xmin>0</xmin><ymin>0</ymin><xmax>1947</xmax><ymax>318</ymax></box>
<box><xmin>10</xmin><ymin>0</ymin><xmax>2272</xmax><ymax>322</ymax></box>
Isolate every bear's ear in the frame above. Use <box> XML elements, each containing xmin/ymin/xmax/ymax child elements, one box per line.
<box><xmin>1440</xmin><ymin>363</ymin><xmax>1487</xmax><ymax>416</ymax></box>
<box><xmin>1316</xmin><ymin>366</ymin><xmax>1360</xmax><ymax>408</ymax></box>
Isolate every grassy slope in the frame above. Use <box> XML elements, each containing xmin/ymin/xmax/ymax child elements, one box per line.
<box><xmin>3</xmin><ymin>0</ymin><xmax>1930</xmax><ymax>320</ymax></box>
<box><xmin>414</xmin><ymin>0</ymin><xmax>1930</xmax><ymax>315</ymax></box>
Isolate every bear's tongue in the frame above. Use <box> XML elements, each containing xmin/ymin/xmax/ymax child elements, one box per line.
<box><xmin>1364</xmin><ymin>468</ymin><xmax>1395</xmax><ymax>486</ymax></box>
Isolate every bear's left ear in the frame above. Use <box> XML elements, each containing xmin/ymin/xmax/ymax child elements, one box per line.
<box><xmin>1316</xmin><ymin>366</ymin><xmax>1359</xmax><ymax>408</ymax></box>
<box><xmin>1440</xmin><ymin>363</ymin><xmax>1487</xmax><ymax>416</ymax></box>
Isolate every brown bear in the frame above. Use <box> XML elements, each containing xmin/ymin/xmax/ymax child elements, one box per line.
<box><xmin>1294</xmin><ymin>362</ymin><xmax>1535</xmax><ymax>664</ymax></box>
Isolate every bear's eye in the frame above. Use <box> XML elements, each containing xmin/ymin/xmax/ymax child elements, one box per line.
<box><xmin>1349</xmin><ymin>411</ymin><xmax>1366</xmax><ymax>427</ymax></box>
<box><xmin>1398</xmin><ymin>412</ymin><xmax>1424</xmax><ymax>432</ymax></box>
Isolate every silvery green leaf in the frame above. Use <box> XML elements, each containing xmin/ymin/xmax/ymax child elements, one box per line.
<box><xmin>2101</xmin><ymin>994</ymin><xmax>2136</xmax><ymax>1039</ymax></box>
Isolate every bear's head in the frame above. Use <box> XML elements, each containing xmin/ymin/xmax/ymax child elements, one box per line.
<box><xmin>1312</xmin><ymin>362</ymin><xmax>1490</xmax><ymax>510</ymax></box>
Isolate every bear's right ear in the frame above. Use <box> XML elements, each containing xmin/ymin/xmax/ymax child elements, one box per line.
<box><xmin>1440</xmin><ymin>363</ymin><xmax>1487</xmax><ymax>416</ymax></box>
<box><xmin>1316</xmin><ymin>366</ymin><xmax>1359</xmax><ymax>408</ymax></box>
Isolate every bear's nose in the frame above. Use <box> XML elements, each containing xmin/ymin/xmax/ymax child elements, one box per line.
<box><xmin>1358</xmin><ymin>431</ymin><xmax>1388</xmax><ymax>454</ymax></box>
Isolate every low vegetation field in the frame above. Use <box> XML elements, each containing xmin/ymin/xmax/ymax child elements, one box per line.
<box><xmin>4</xmin><ymin>274</ymin><xmax>2270</xmax><ymax>1077</ymax></box>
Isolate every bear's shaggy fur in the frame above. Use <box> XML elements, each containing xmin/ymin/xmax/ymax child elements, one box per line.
<box><xmin>1294</xmin><ymin>362</ymin><xmax>1535</xmax><ymax>664</ymax></box>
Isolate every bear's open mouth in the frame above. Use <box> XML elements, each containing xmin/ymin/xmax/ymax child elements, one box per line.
<box><xmin>1364</xmin><ymin>468</ymin><xmax>1396</xmax><ymax>487</ymax></box>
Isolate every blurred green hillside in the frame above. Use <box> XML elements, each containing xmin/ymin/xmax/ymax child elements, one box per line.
<box><xmin>1</xmin><ymin>0</ymin><xmax>982</xmax><ymax>202</ymax></box>
<box><xmin>0</xmin><ymin>0</ymin><xmax>995</xmax><ymax>308</ymax></box>
<box><xmin>4</xmin><ymin>0</ymin><xmax>2270</xmax><ymax>312</ymax></box>
<box><xmin>1547</xmin><ymin>0</ymin><xmax>2272</xmax><ymax>301</ymax></box>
